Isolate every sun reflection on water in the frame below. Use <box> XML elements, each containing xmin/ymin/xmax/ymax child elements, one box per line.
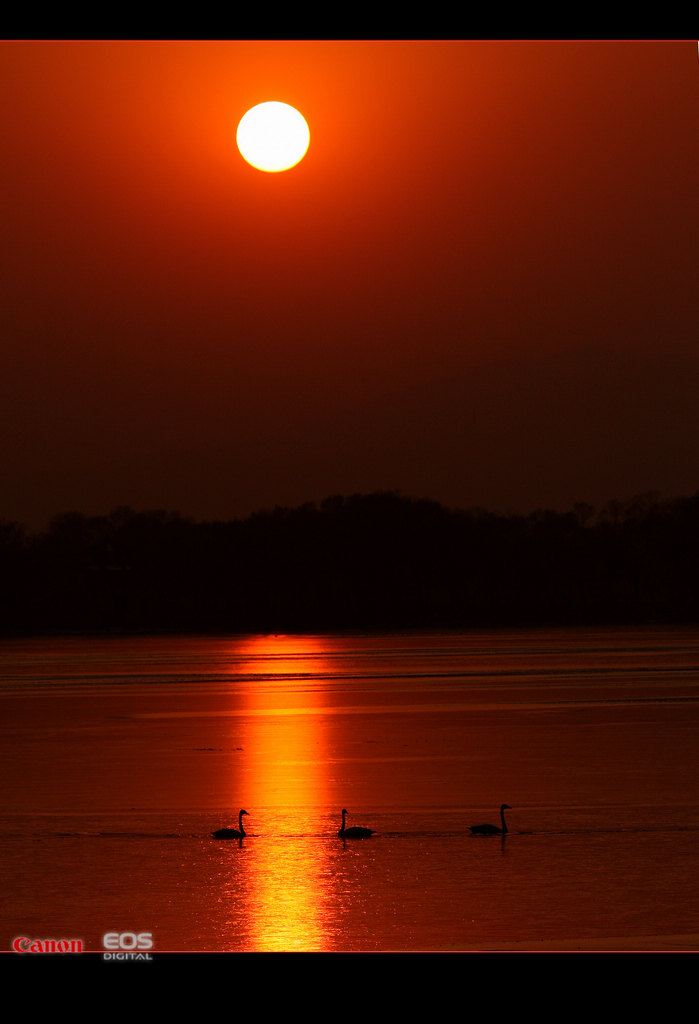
<box><xmin>219</xmin><ymin>635</ymin><xmax>334</xmax><ymax>950</ymax></box>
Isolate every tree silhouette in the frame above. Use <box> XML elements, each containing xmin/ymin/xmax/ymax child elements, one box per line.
<box><xmin>1</xmin><ymin>489</ymin><xmax>698</xmax><ymax>634</ymax></box>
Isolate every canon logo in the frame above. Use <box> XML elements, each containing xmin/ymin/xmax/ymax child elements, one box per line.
<box><xmin>13</xmin><ymin>936</ymin><xmax>83</xmax><ymax>954</ymax></box>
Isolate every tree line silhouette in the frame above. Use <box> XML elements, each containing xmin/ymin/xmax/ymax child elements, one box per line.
<box><xmin>1</xmin><ymin>489</ymin><xmax>698</xmax><ymax>634</ymax></box>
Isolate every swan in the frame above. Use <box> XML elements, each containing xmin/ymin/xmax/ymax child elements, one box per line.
<box><xmin>212</xmin><ymin>809</ymin><xmax>249</xmax><ymax>839</ymax></box>
<box><xmin>468</xmin><ymin>804</ymin><xmax>512</xmax><ymax>835</ymax></box>
<box><xmin>338</xmin><ymin>808</ymin><xmax>375</xmax><ymax>839</ymax></box>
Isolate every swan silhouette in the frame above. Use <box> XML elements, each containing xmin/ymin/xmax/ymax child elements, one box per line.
<box><xmin>212</xmin><ymin>809</ymin><xmax>249</xmax><ymax>839</ymax></box>
<box><xmin>468</xmin><ymin>804</ymin><xmax>512</xmax><ymax>835</ymax></box>
<box><xmin>338</xmin><ymin>808</ymin><xmax>375</xmax><ymax>839</ymax></box>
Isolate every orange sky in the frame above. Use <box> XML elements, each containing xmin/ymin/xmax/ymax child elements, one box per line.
<box><xmin>2</xmin><ymin>40</ymin><xmax>697</xmax><ymax>526</ymax></box>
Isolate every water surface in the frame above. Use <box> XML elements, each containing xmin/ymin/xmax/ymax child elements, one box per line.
<box><xmin>2</xmin><ymin>627</ymin><xmax>699</xmax><ymax>952</ymax></box>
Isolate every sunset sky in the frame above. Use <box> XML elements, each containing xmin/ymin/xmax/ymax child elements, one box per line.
<box><xmin>2</xmin><ymin>40</ymin><xmax>697</xmax><ymax>529</ymax></box>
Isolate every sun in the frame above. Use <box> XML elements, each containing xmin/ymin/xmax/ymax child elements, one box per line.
<box><xmin>236</xmin><ymin>101</ymin><xmax>310</xmax><ymax>173</ymax></box>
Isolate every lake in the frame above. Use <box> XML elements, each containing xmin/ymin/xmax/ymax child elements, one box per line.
<box><xmin>2</xmin><ymin>627</ymin><xmax>699</xmax><ymax>954</ymax></box>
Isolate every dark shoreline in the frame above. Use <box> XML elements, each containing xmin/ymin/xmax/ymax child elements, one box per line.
<box><xmin>2</xmin><ymin>490</ymin><xmax>698</xmax><ymax>637</ymax></box>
